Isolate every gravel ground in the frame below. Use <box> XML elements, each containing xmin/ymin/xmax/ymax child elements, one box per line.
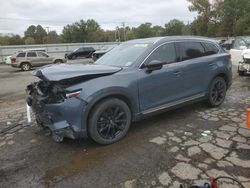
<box><xmin>0</xmin><ymin>64</ymin><xmax>250</xmax><ymax>188</ymax></box>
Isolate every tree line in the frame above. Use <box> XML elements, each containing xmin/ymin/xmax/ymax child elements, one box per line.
<box><xmin>1</xmin><ymin>0</ymin><xmax>250</xmax><ymax>45</ymax></box>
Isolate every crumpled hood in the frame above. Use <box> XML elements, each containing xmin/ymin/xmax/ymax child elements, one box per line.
<box><xmin>33</xmin><ymin>63</ymin><xmax>122</xmax><ymax>82</ymax></box>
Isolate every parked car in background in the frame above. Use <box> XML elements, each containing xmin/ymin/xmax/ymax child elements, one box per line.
<box><xmin>26</xmin><ymin>36</ymin><xmax>232</xmax><ymax>144</ymax></box>
<box><xmin>92</xmin><ymin>46</ymin><xmax>115</xmax><ymax>61</ymax></box>
<box><xmin>4</xmin><ymin>56</ymin><xmax>12</xmax><ymax>64</ymax></box>
<box><xmin>11</xmin><ymin>51</ymin><xmax>66</xmax><ymax>71</ymax></box>
<box><xmin>238</xmin><ymin>49</ymin><xmax>250</xmax><ymax>76</ymax></box>
<box><xmin>230</xmin><ymin>36</ymin><xmax>250</xmax><ymax>64</ymax></box>
<box><xmin>65</xmin><ymin>47</ymin><xmax>95</xmax><ymax>59</ymax></box>
<box><xmin>220</xmin><ymin>38</ymin><xmax>234</xmax><ymax>51</ymax></box>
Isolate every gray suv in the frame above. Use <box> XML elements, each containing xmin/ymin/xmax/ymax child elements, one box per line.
<box><xmin>26</xmin><ymin>36</ymin><xmax>232</xmax><ymax>144</ymax></box>
<box><xmin>11</xmin><ymin>51</ymin><xmax>66</xmax><ymax>71</ymax></box>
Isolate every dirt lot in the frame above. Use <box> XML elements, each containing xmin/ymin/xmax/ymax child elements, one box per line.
<box><xmin>0</xmin><ymin>63</ymin><xmax>250</xmax><ymax>188</ymax></box>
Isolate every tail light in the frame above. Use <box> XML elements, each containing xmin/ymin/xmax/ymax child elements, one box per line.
<box><xmin>11</xmin><ymin>57</ymin><xmax>16</xmax><ymax>63</ymax></box>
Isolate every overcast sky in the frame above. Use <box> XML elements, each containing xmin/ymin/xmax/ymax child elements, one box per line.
<box><xmin>0</xmin><ymin>0</ymin><xmax>197</xmax><ymax>36</ymax></box>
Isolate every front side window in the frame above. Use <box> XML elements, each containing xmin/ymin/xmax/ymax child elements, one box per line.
<box><xmin>17</xmin><ymin>52</ymin><xmax>25</xmax><ymax>57</ymax></box>
<box><xmin>145</xmin><ymin>43</ymin><xmax>177</xmax><ymax>64</ymax></box>
<box><xmin>27</xmin><ymin>52</ymin><xmax>37</xmax><ymax>57</ymax></box>
<box><xmin>78</xmin><ymin>48</ymin><xmax>85</xmax><ymax>52</ymax></box>
<box><xmin>179</xmin><ymin>42</ymin><xmax>205</xmax><ymax>61</ymax></box>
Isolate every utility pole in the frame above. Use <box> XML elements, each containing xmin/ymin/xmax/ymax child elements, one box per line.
<box><xmin>122</xmin><ymin>22</ymin><xmax>126</xmax><ymax>41</ymax></box>
<box><xmin>116</xmin><ymin>27</ymin><xmax>120</xmax><ymax>42</ymax></box>
<box><xmin>46</xmin><ymin>27</ymin><xmax>50</xmax><ymax>33</ymax></box>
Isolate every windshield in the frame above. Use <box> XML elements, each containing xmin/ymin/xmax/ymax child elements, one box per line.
<box><xmin>73</xmin><ymin>48</ymin><xmax>80</xmax><ymax>52</ymax></box>
<box><xmin>94</xmin><ymin>43</ymin><xmax>151</xmax><ymax>67</ymax></box>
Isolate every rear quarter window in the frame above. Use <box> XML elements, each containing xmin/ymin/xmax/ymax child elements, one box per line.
<box><xmin>203</xmin><ymin>42</ymin><xmax>219</xmax><ymax>56</ymax></box>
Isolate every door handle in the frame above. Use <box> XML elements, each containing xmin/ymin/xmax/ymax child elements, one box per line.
<box><xmin>209</xmin><ymin>62</ymin><xmax>215</xmax><ymax>66</ymax></box>
<box><xmin>173</xmin><ymin>70</ymin><xmax>181</xmax><ymax>76</ymax></box>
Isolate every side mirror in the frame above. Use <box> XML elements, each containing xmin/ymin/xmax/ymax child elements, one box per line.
<box><xmin>240</xmin><ymin>46</ymin><xmax>247</xmax><ymax>50</ymax></box>
<box><xmin>145</xmin><ymin>60</ymin><xmax>164</xmax><ymax>73</ymax></box>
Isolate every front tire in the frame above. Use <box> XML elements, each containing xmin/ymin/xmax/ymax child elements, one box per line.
<box><xmin>54</xmin><ymin>59</ymin><xmax>63</xmax><ymax>64</ymax></box>
<box><xmin>88</xmin><ymin>98</ymin><xmax>131</xmax><ymax>145</ymax></box>
<box><xmin>207</xmin><ymin>77</ymin><xmax>227</xmax><ymax>107</ymax></box>
<box><xmin>20</xmin><ymin>62</ymin><xmax>31</xmax><ymax>71</ymax></box>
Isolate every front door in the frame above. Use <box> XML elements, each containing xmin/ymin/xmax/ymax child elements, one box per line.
<box><xmin>138</xmin><ymin>43</ymin><xmax>185</xmax><ymax>112</ymax></box>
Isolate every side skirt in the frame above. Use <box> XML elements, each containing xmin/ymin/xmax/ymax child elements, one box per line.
<box><xmin>134</xmin><ymin>92</ymin><xmax>207</xmax><ymax>121</ymax></box>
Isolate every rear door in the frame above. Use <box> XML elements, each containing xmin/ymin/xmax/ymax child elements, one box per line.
<box><xmin>175</xmin><ymin>41</ymin><xmax>209</xmax><ymax>98</ymax></box>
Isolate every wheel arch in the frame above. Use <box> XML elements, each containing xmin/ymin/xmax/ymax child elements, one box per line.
<box><xmin>19</xmin><ymin>61</ymin><xmax>31</xmax><ymax>66</ymax></box>
<box><xmin>82</xmin><ymin>91</ymin><xmax>138</xmax><ymax>136</ymax></box>
<box><xmin>53</xmin><ymin>59</ymin><xmax>63</xmax><ymax>63</ymax></box>
<box><xmin>19</xmin><ymin>61</ymin><xmax>31</xmax><ymax>68</ymax></box>
<box><xmin>213</xmin><ymin>72</ymin><xmax>229</xmax><ymax>89</ymax></box>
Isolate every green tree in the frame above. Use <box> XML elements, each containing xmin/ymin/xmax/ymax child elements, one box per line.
<box><xmin>0</xmin><ymin>34</ymin><xmax>24</xmax><ymax>45</ymax></box>
<box><xmin>43</xmin><ymin>31</ymin><xmax>62</xmax><ymax>44</ymax></box>
<box><xmin>165</xmin><ymin>19</ymin><xmax>185</xmax><ymax>35</ymax></box>
<box><xmin>8</xmin><ymin>35</ymin><xmax>24</xmax><ymax>45</ymax></box>
<box><xmin>134</xmin><ymin>23</ymin><xmax>154</xmax><ymax>38</ymax></box>
<box><xmin>219</xmin><ymin>0</ymin><xmax>250</xmax><ymax>36</ymax></box>
<box><xmin>35</xmin><ymin>25</ymin><xmax>47</xmax><ymax>44</ymax></box>
<box><xmin>188</xmin><ymin>0</ymin><xmax>218</xmax><ymax>36</ymax></box>
<box><xmin>235</xmin><ymin>13</ymin><xmax>250</xmax><ymax>36</ymax></box>
<box><xmin>24</xmin><ymin>25</ymin><xmax>36</xmax><ymax>38</ymax></box>
<box><xmin>152</xmin><ymin>25</ymin><xmax>165</xmax><ymax>36</ymax></box>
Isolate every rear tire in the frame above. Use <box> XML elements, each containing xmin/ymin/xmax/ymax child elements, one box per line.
<box><xmin>54</xmin><ymin>59</ymin><xmax>63</xmax><ymax>64</ymax></box>
<box><xmin>88</xmin><ymin>98</ymin><xmax>131</xmax><ymax>145</ymax></box>
<box><xmin>20</xmin><ymin>62</ymin><xmax>31</xmax><ymax>71</ymax></box>
<box><xmin>207</xmin><ymin>77</ymin><xmax>227</xmax><ymax>107</ymax></box>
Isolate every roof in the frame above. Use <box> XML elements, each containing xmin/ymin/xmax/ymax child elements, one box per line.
<box><xmin>126</xmin><ymin>36</ymin><xmax>217</xmax><ymax>44</ymax></box>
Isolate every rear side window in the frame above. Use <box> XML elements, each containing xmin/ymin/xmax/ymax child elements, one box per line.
<box><xmin>203</xmin><ymin>42</ymin><xmax>219</xmax><ymax>55</ymax></box>
<box><xmin>146</xmin><ymin>43</ymin><xmax>177</xmax><ymax>64</ymax></box>
<box><xmin>37</xmin><ymin>52</ymin><xmax>48</xmax><ymax>57</ymax></box>
<box><xmin>179</xmin><ymin>42</ymin><xmax>205</xmax><ymax>61</ymax></box>
<box><xmin>17</xmin><ymin>52</ymin><xmax>25</xmax><ymax>57</ymax></box>
<box><xmin>27</xmin><ymin>52</ymin><xmax>37</xmax><ymax>57</ymax></box>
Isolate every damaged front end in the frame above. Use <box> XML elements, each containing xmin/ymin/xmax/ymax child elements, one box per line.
<box><xmin>238</xmin><ymin>58</ymin><xmax>250</xmax><ymax>74</ymax></box>
<box><xmin>26</xmin><ymin>80</ymin><xmax>87</xmax><ymax>142</ymax></box>
<box><xmin>26</xmin><ymin>64</ymin><xmax>122</xmax><ymax>142</ymax></box>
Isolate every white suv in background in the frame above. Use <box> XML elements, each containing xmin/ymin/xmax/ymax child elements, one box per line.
<box><xmin>230</xmin><ymin>36</ymin><xmax>250</xmax><ymax>64</ymax></box>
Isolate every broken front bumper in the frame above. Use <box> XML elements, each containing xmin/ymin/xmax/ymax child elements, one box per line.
<box><xmin>238</xmin><ymin>63</ymin><xmax>250</xmax><ymax>74</ymax></box>
<box><xmin>27</xmin><ymin>93</ymin><xmax>88</xmax><ymax>140</ymax></box>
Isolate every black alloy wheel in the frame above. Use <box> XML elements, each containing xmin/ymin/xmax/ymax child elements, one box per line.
<box><xmin>88</xmin><ymin>98</ymin><xmax>131</xmax><ymax>145</ymax></box>
<box><xmin>97</xmin><ymin>106</ymin><xmax>127</xmax><ymax>139</ymax></box>
<box><xmin>207</xmin><ymin>77</ymin><xmax>227</xmax><ymax>107</ymax></box>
